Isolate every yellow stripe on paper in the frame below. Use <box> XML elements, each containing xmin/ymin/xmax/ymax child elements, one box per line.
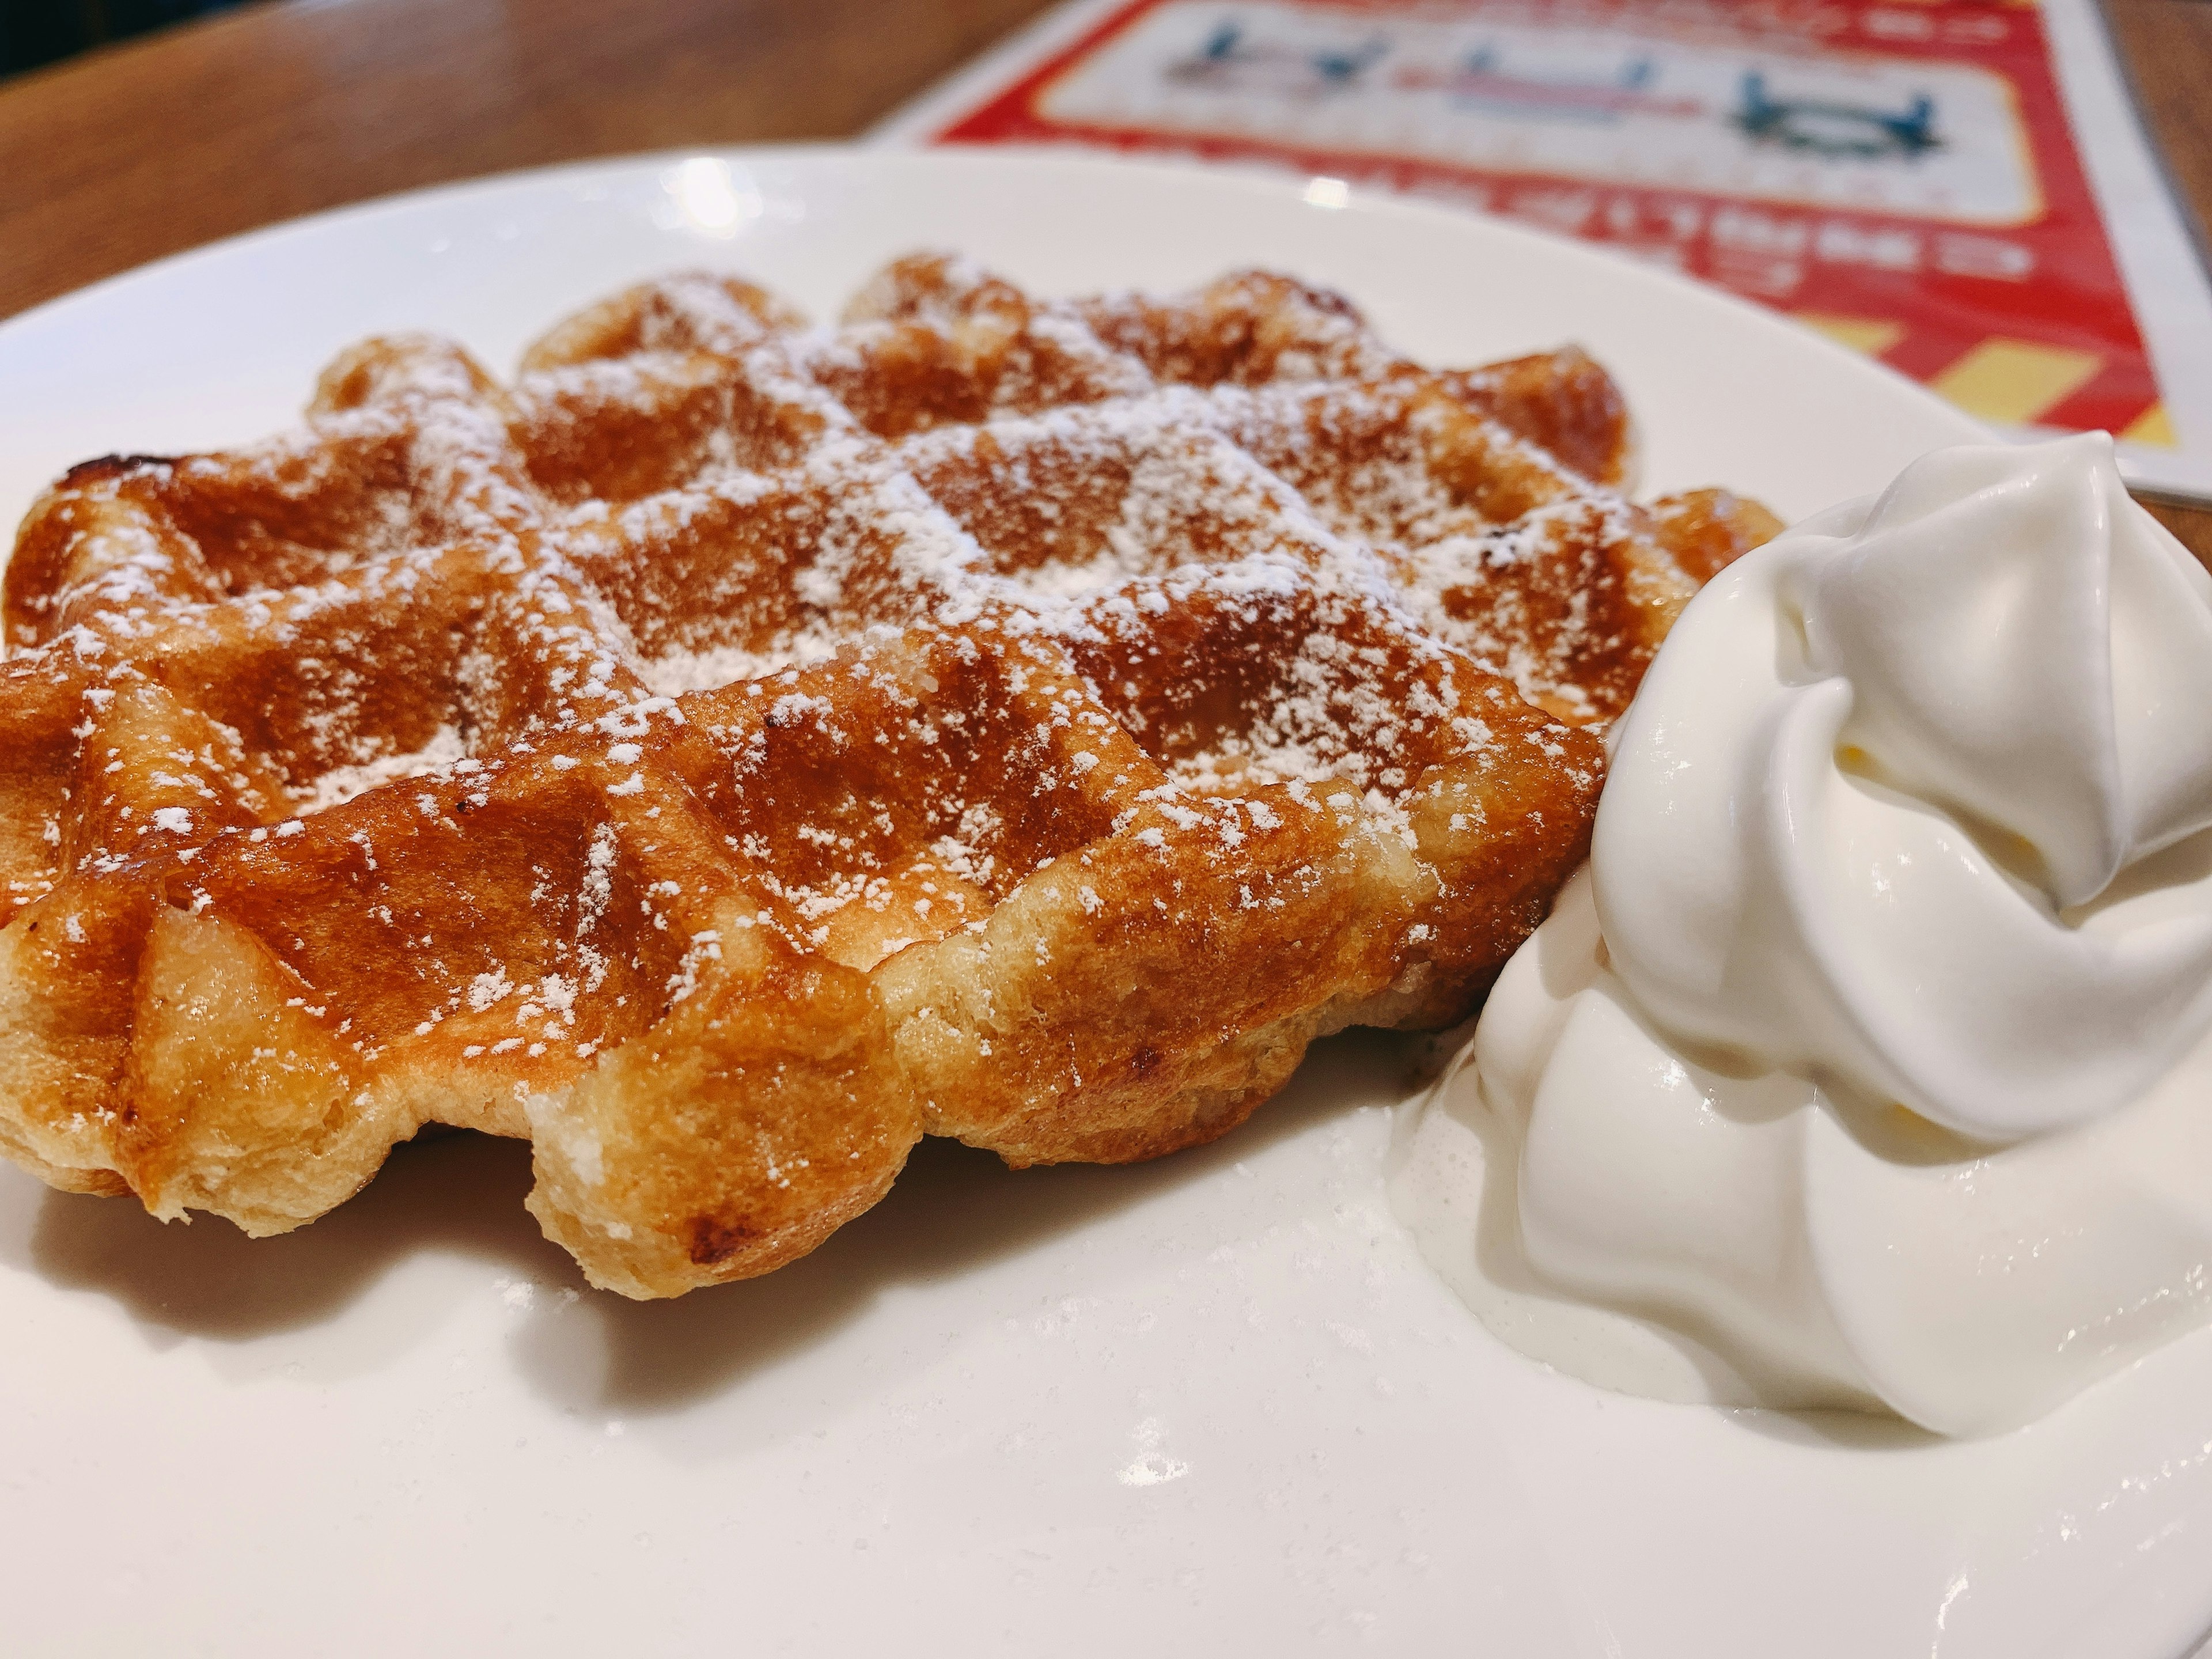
<box><xmin>1930</xmin><ymin>339</ymin><xmax>2103</xmax><ymax>426</ymax></box>
<box><xmin>2122</xmin><ymin>402</ymin><xmax>2177</xmax><ymax>448</ymax></box>
<box><xmin>1794</xmin><ymin>313</ymin><xmax>1906</xmax><ymax>357</ymax></box>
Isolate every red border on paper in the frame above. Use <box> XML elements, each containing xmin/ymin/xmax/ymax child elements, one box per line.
<box><xmin>931</xmin><ymin>0</ymin><xmax>2161</xmax><ymax>435</ymax></box>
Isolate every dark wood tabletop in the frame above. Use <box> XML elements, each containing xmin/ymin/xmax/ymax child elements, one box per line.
<box><xmin>2</xmin><ymin>0</ymin><xmax>2207</xmax><ymax>544</ymax></box>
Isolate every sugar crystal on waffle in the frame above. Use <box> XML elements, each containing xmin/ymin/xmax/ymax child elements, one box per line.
<box><xmin>0</xmin><ymin>254</ymin><xmax>1778</xmax><ymax>1296</ymax></box>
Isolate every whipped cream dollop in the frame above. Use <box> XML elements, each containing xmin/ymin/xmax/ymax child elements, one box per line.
<box><xmin>1391</xmin><ymin>433</ymin><xmax>2212</xmax><ymax>1435</ymax></box>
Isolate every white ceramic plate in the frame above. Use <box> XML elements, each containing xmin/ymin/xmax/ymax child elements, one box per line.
<box><xmin>3</xmin><ymin>147</ymin><xmax>2209</xmax><ymax>1659</ymax></box>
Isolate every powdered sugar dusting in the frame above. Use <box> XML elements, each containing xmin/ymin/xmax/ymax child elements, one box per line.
<box><xmin>3</xmin><ymin>249</ymin><xmax>1658</xmax><ymax>1071</ymax></box>
<box><xmin>298</xmin><ymin>724</ymin><xmax>471</xmax><ymax>812</ymax></box>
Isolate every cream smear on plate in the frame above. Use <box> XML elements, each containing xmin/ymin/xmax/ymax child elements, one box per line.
<box><xmin>1391</xmin><ymin>432</ymin><xmax>2212</xmax><ymax>1436</ymax></box>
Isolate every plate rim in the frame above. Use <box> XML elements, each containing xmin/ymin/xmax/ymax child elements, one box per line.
<box><xmin>0</xmin><ymin>140</ymin><xmax>1986</xmax><ymax>457</ymax></box>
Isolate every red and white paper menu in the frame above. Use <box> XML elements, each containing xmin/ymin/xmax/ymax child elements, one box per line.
<box><xmin>877</xmin><ymin>0</ymin><xmax>2212</xmax><ymax>500</ymax></box>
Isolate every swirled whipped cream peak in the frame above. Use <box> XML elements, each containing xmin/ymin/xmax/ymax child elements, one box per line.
<box><xmin>1390</xmin><ymin>433</ymin><xmax>2212</xmax><ymax>1435</ymax></box>
<box><xmin>1609</xmin><ymin>430</ymin><xmax>2212</xmax><ymax>1142</ymax></box>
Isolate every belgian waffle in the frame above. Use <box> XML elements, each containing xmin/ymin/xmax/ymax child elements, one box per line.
<box><xmin>0</xmin><ymin>255</ymin><xmax>1777</xmax><ymax>1297</ymax></box>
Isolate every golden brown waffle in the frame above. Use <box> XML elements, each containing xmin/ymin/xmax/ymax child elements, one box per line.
<box><xmin>0</xmin><ymin>254</ymin><xmax>1777</xmax><ymax>1297</ymax></box>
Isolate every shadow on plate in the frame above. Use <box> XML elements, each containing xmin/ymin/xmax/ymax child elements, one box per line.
<box><xmin>24</xmin><ymin>1128</ymin><xmax>565</xmax><ymax>1343</ymax></box>
<box><xmin>18</xmin><ymin>1029</ymin><xmax>1422</xmax><ymax>1415</ymax></box>
<box><xmin>1718</xmin><ymin>1402</ymin><xmax>1937</xmax><ymax>1452</ymax></box>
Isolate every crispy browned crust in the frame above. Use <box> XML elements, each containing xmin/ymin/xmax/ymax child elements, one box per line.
<box><xmin>1437</xmin><ymin>347</ymin><xmax>1635</xmax><ymax>490</ymax></box>
<box><xmin>0</xmin><ymin>253</ymin><xmax>1772</xmax><ymax>1297</ymax></box>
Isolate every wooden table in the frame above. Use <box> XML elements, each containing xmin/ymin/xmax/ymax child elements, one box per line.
<box><xmin>1</xmin><ymin>0</ymin><xmax>2207</xmax><ymax>546</ymax></box>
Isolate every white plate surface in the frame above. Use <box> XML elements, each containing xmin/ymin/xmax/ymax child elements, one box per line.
<box><xmin>3</xmin><ymin>147</ymin><xmax>2209</xmax><ymax>1659</ymax></box>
